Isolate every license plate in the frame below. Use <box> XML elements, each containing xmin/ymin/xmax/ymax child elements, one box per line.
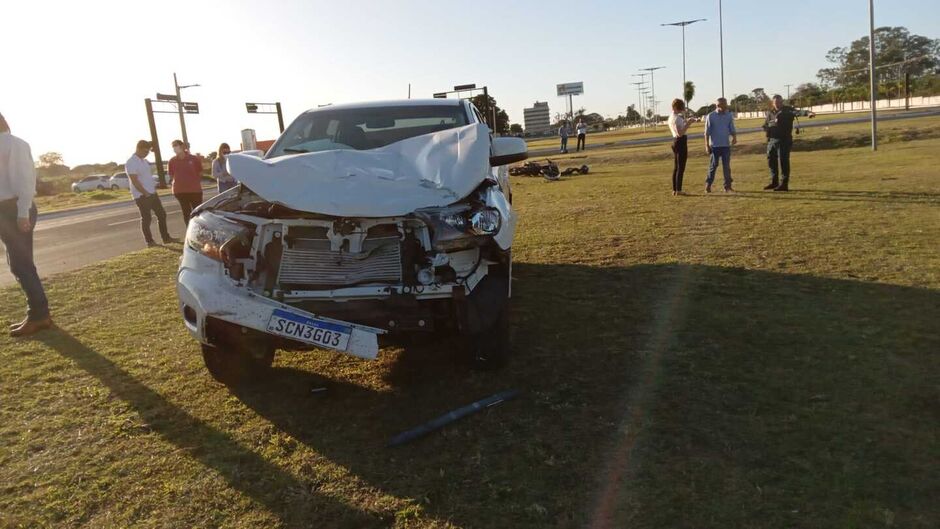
<box><xmin>266</xmin><ymin>308</ymin><xmax>352</xmax><ymax>351</ymax></box>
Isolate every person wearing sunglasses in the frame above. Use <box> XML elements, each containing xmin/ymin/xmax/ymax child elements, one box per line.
<box><xmin>211</xmin><ymin>142</ymin><xmax>237</xmax><ymax>193</ymax></box>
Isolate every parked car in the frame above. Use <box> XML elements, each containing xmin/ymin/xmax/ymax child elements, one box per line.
<box><xmin>176</xmin><ymin>99</ymin><xmax>527</xmax><ymax>384</ymax></box>
<box><xmin>71</xmin><ymin>174</ymin><xmax>109</xmax><ymax>192</ymax></box>
<box><xmin>109</xmin><ymin>172</ymin><xmax>130</xmax><ymax>190</ymax></box>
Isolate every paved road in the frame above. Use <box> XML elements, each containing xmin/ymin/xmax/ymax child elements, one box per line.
<box><xmin>528</xmin><ymin>108</ymin><xmax>940</xmax><ymax>157</ymax></box>
<box><xmin>0</xmin><ymin>191</ymin><xmax>215</xmax><ymax>287</ymax></box>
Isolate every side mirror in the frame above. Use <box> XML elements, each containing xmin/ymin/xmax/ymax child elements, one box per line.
<box><xmin>490</xmin><ymin>137</ymin><xmax>528</xmax><ymax>167</ymax></box>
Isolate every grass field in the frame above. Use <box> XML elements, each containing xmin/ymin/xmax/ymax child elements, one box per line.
<box><xmin>523</xmin><ymin>108</ymin><xmax>933</xmax><ymax>151</ymax></box>
<box><xmin>1</xmin><ymin>121</ymin><xmax>938</xmax><ymax>528</ymax></box>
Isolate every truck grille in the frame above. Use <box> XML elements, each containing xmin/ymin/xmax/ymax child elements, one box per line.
<box><xmin>277</xmin><ymin>237</ymin><xmax>402</xmax><ymax>288</ymax></box>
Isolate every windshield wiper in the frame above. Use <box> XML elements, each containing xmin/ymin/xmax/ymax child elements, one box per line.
<box><xmin>283</xmin><ymin>147</ymin><xmax>310</xmax><ymax>153</ymax></box>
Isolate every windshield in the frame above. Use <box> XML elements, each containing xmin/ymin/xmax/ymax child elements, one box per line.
<box><xmin>267</xmin><ymin>104</ymin><xmax>469</xmax><ymax>158</ymax></box>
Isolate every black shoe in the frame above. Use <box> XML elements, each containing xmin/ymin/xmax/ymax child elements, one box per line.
<box><xmin>705</xmin><ymin>184</ymin><xmax>712</xmax><ymax>194</ymax></box>
<box><xmin>774</xmin><ymin>184</ymin><xmax>789</xmax><ymax>192</ymax></box>
<box><xmin>146</xmin><ymin>241</ymin><xmax>158</xmax><ymax>247</ymax></box>
<box><xmin>763</xmin><ymin>182</ymin><xmax>779</xmax><ymax>190</ymax></box>
<box><xmin>162</xmin><ymin>237</ymin><xmax>180</xmax><ymax>244</ymax></box>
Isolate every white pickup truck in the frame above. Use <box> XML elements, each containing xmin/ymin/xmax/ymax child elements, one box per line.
<box><xmin>176</xmin><ymin>99</ymin><xmax>527</xmax><ymax>384</ymax></box>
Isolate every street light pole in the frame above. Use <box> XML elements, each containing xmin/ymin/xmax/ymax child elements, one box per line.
<box><xmin>719</xmin><ymin>0</ymin><xmax>725</xmax><ymax>97</ymax></box>
<box><xmin>173</xmin><ymin>72</ymin><xmax>200</xmax><ymax>147</ymax></box>
<box><xmin>661</xmin><ymin>19</ymin><xmax>706</xmax><ymax>100</ymax></box>
<box><xmin>640</xmin><ymin>67</ymin><xmax>665</xmax><ymax>122</ymax></box>
<box><xmin>868</xmin><ymin>0</ymin><xmax>878</xmax><ymax>151</ymax></box>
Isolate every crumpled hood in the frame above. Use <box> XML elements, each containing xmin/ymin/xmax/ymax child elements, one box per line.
<box><xmin>227</xmin><ymin>123</ymin><xmax>491</xmax><ymax>217</ymax></box>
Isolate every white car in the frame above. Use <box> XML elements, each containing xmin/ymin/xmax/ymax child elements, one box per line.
<box><xmin>176</xmin><ymin>99</ymin><xmax>527</xmax><ymax>384</ymax></box>
<box><xmin>109</xmin><ymin>172</ymin><xmax>130</xmax><ymax>190</ymax></box>
<box><xmin>71</xmin><ymin>174</ymin><xmax>110</xmax><ymax>192</ymax></box>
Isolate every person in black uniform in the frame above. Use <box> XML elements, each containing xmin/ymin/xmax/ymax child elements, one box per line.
<box><xmin>762</xmin><ymin>94</ymin><xmax>799</xmax><ymax>191</ymax></box>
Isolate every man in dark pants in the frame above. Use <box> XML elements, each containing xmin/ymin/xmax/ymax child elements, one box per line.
<box><xmin>168</xmin><ymin>139</ymin><xmax>204</xmax><ymax>225</ymax></box>
<box><xmin>125</xmin><ymin>140</ymin><xmax>176</xmax><ymax>246</ymax></box>
<box><xmin>763</xmin><ymin>94</ymin><xmax>798</xmax><ymax>191</ymax></box>
<box><xmin>0</xmin><ymin>112</ymin><xmax>52</xmax><ymax>337</ymax></box>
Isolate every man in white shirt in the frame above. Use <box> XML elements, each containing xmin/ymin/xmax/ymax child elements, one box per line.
<box><xmin>575</xmin><ymin>119</ymin><xmax>587</xmax><ymax>151</ymax></box>
<box><xmin>0</xmin><ymin>112</ymin><xmax>52</xmax><ymax>337</ymax></box>
<box><xmin>126</xmin><ymin>140</ymin><xmax>175</xmax><ymax>246</ymax></box>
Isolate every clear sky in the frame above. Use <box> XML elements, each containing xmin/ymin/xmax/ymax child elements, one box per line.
<box><xmin>2</xmin><ymin>0</ymin><xmax>938</xmax><ymax>166</ymax></box>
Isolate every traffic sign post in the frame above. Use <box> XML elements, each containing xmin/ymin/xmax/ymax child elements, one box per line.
<box><xmin>245</xmin><ymin>102</ymin><xmax>285</xmax><ymax>133</ymax></box>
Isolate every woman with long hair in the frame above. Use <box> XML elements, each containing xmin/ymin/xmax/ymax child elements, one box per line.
<box><xmin>667</xmin><ymin>98</ymin><xmax>692</xmax><ymax>196</ymax></box>
<box><xmin>211</xmin><ymin>142</ymin><xmax>236</xmax><ymax>193</ymax></box>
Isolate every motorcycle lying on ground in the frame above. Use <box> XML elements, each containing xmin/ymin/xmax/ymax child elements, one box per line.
<box><xmin>509</xmin><ymin>159</ymin><xmax>589</xmax><ymax>181</ymax></box>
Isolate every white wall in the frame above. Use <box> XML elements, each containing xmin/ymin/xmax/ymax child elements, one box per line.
<box><xmin>732</xmin><ymin>96</ymin><xmax>940</xmax><ymax>119</ymax></box>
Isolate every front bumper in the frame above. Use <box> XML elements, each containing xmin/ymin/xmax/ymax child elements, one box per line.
<box><xmin>177</xmin><ymin>251</ymin><xmax>385</xmax><ymax>359</ymax></box>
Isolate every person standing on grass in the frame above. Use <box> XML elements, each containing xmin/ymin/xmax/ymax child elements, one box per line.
<box><xmin>667</xmin><ymin>98</ymin><xmax>692</xmax><ymax>196</ymax></box>
<box><xmin>558</xmin><ymin>121</ymin><xmax>570</xmax><ymax>153</ymax></box>
<box><xmin>575</xmin><ymin>118</ymin><xmax>587</xmax><ymax>151</ymax></box>
<box><xmin>212</xmin><ymin>142</ymin><xmax>236</xmax><ymax>193</ymax></box>
<box><xmin>704</xmin><ymin>97</ymin><xmax>737</xmax><ymax>193</ymax></box>
<box><xmin>762</xmin><ymin>94</ymin><xmax>798</xmax><ymax>192</ymax></box>
<box><xmin>0</xmin><ymin>112</ymin><xmax>52</xmax><ymax>337</ymax></box>
<box><xmin>126</xmin><ymin>140</ymin><xmax>176</xmax><ymax>247</ymax></box>
<box><xmin>168</xmin><ymin>139</ymin><xmax>204</xmax><ymax>225</ymax></box>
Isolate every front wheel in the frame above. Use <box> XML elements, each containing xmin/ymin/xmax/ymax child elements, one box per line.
<box><xmin>111</xmin><ymin>184</ymin><xmax>119</xmax><ymax>190</ymax></box>
<box><xmin>201</xmin><ymin>342</ymin><xmax>275</xmax><ymax>386</ymax></box>
<box><xmin>464</xmin><ymin>303</ymin><xmax>511</xmax><ymax>370</ymax></box>
<box><xmin>97</xmin><ymin>185</ymin><xmax>105</xmax><ymax>190</ymax></box>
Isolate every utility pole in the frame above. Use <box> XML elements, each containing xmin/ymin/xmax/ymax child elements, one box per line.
<box><xmin>632</xmin><ymin>73</ymin><xmax>649</xmax><ymax>130</ymax></box>
<box><xmin>868</xmin><ymin>0</ymin><xmax>877</xmax><ymax>151</ymax></box>
<box><xmin>719</xmin><ymin>0</ymin><xmax>726</xmax><ymax>97</ymax></box>
<box><xmin>661</xmin><ymin>19</ymin><xmax>706</xmax><ymax>99</ymax></box>
<box><xmin>173</xmin><ymin>72</ymin><xmax>200</xmax><ymax>147</ymax></box>
<box><xmin>640</xmin><ymin>67</ymin><xmax>665</xmax><ymax>122</ymax></box>
<box><xmin>143</xmin><ymin>98</ymin><xmax>166</xmax><ymax>187</ymax></box>
<box><xmin>784</xmin><ymin>84</ymin><xmax>792</xmax><ymax>100</ymax></box>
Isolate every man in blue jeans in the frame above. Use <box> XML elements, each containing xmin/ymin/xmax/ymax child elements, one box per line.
<box><xmin>0</xmin><ymin>112</ymin><xmax>52</xmax><ymax>337</ymax></box>
<box><xmin>704</xmin><ymin>97</ymin><xmax>737</xmax><ymax>193</ymax></box>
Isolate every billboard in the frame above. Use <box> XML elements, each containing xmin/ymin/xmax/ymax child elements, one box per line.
<box><xmin>557</xmin><ymin>82</ymin><xmax>584</xmax><ymax>96</ymax></box>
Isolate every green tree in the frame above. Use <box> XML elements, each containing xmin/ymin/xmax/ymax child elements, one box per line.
<box><xmin>470</xmin><ymin>94</ymin><xmax>510</xmax><ymax>134</ymax></box>
<box><xmin>790</xmin><ymin>83</ymin><xmax>826</xmax><ymax>107</ymax></box>
<box><xmin>683</xmin><ymin>81</ymin><xmax>695</xmax><ymax>106</ymax></box>
<box><xmin>818</xmin><ymin>26</ymin><xmax>939</xmax><ymax>89</ymax></box>
<box><xmin>509</xmin><ymin>123</ymin><xmax>523</xmax><ymax>134</ymax></box>
<box><xmin>625</xmin><ymin>105</ymin><xmax>641</xmax><ymax>123</ymax></box>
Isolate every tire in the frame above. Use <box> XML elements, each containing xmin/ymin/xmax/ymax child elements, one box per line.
<box><xmin>97</xmin><ymin>185</ymin><xmax>105</xmax><ymax>190</ymax></box>
<box><xmin>463</xmin><ymin>254</ymin><xmax>512</xmax><ymax>370</ymax></box>
<box><xmin>201</xmin><ymin>342</ymin><xmax>275</xmax><ymax>386</ymax></box>
<box><xmin>111</xmin><ymin>184</ymin><xmax>119</xmax><ymax>190</ymax></box>
<box><xmin>465</xmin><ymin>303</ymin><xmax>511</xmax><ymax>371</ymax></box>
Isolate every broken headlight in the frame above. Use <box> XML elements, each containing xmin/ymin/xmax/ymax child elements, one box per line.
<box><xmin>415</xmin><ymin>205</ymin><xmax>502</xmax><ymax>251</ymax></box>
<box><xmin>186</xmin><ymin>212</ymin><xmax>251</xmax><ymax>263</ymax></box>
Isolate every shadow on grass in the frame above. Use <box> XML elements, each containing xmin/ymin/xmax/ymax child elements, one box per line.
<box><xmin>234</xmin><ymin>263</ymin><xmax>939</xmax><ymax>528</ymax></box>
<box><xmin>37</xmin><ymin>330</ymin><xmax>383</xmax><ymax>528</ymax></box>
<box><xmin>33</xmin><ymin>262</ymin><xmax>939</xmax><ymax>528</ymax></box>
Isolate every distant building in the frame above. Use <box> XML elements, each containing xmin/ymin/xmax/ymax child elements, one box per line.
<box><xmin>523</xmin><ymin>101</ymin><xmax>551</xmax><ymax>134</ymax></box>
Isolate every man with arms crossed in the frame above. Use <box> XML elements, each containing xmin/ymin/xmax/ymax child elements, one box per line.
<box><xmin>126</xmin><ymin>140</ymin><xmax>175</xmax><ymax>247</ymax></box>
<box><xmin>0</xmin><ymin>112</ymin><xmax>52</xmax><ymax>337</ymax></box>
<box><xmin>704</xmin><ymin>97</ymin><xmax>737</xmax><ymax>193</ymax></box>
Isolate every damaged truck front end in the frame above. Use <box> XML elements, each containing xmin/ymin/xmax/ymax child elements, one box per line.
<box><xmin>176</xmin><ymin>102</ymin><xmax>525</xmax><ymax>384</ymax></box>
